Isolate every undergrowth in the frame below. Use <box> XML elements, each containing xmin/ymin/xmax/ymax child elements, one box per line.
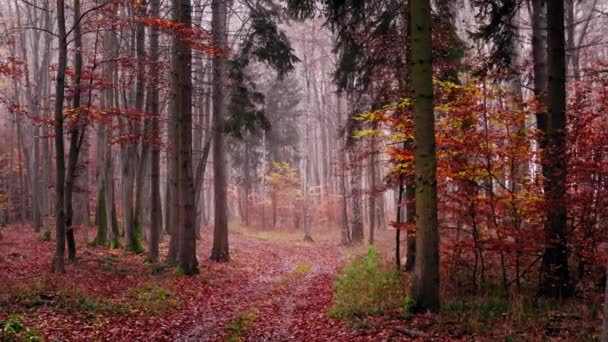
<box><xmin>0</xmin><ymin>279</ymin><xmax>179</xmax><ymax>318</ymax></box>
<box><xmin>226</xmin><ymin>310</ymin><xmax>257</xmax><ymax>342</ymax></box>
<box><xmin>0</xmin><ymin>315</ymin><xmax>42</xmax><ymax>342</ymax></box>
<box><xmin>330</xmin><ymin>247</ymin><xmax>412</xmax><ymax>319</ymax></box>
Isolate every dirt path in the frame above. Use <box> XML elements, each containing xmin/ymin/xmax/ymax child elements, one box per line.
<box><xmin>176</xmin><ymin>231</ymin><xmax>356</xmax><ymax>342</ymax></box>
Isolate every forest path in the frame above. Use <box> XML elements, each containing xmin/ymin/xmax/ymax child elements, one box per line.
<box><xmin>176</xmin><ymin>229</ymin><xmax>354</xmax><ymax>342</ymax></box>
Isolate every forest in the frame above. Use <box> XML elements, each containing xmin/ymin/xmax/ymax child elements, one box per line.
<box><xmin>0</xmin><ymin>0</ymin><xmax>607</xmax><ymax>340</ymax></box>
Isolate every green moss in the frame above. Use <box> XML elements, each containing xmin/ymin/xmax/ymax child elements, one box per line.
<box><xmin>92</xmin><ymin>191</ymin><xmax>108</xmax><ymax>247</ymax></box>
<box><xmin>126</xmin><ymin>221</ymin><xmax>145</xmax><ymax>254</ymax></box>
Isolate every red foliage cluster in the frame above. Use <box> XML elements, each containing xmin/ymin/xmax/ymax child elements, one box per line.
<box><xmin>377</xmin><ymin>70</ymin><xmax>608</xmax><ymax>294</ymax></box>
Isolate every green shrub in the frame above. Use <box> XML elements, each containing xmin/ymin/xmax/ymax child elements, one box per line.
<box><xmin>0</xmin><ymin>315</ymin><xmax>42</xmax><ymax>342</ymax></box>
<box><xmin>330</xmin><ymin>247</ymin><xmax>409</xmax><ymax>319</ymax></box>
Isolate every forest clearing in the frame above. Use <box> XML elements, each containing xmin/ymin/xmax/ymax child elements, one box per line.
<box><xmin>1</xmin><ymin>0</ymin><xmax>608</xmax><ymax>340</ymax></box>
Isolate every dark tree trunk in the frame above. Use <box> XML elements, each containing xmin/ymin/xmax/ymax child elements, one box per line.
<box><xmin>210</xmin><ymin>0</ymin><xmax>230</xmax><ymax>262</ymax></box>
<box><xmin>539</xmin><ymin>0</ymin><xmax>572</xmax><ymax>298</ymax></box>
<box><xmin>52</xmin><ymin>0</ymin><xmax>68</xmax><ymax>273</ymax></box>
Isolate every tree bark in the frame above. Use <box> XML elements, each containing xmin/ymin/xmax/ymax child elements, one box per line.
<box><xmin>52</xmin><ymin>0</ymin><xmax>68</xmax><ymax>273</ymax></box>
<box><xmin>133</xmin><ymin>2</ymin><xmax>148</xmax><ymax>252</ymax></box>
<box><xmin>350</xmin><ymin>146</ymin><xmax>364</xmax><ymax>244</ymax></box>
<box><xmin>210</xmin><ymin>0</ymin><xmax>230</xmax><ymax>262</ymax></box>
<box><xmin>147</xmin><ymin>0</ymin><xmax>161</xmax><ymax>263</ymax></box>
<box><xmin>409</xmin><ymin>0</ymin><xmax>439</xmax><ymax>313</ymax></box>
<box><xmin>172</xmin><ymin>0</ymin><xmax>198</xmax><ymax>274</ymax></box>
<box><xmin>539</xmin><ymin>0</ymin><xmax>572</xmax><ymax>298</ymax></box>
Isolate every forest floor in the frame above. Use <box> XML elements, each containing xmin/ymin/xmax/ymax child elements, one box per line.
<box><xmin>0</xmin><ymin>224</ymin><xmax>602</xmax><ymax>341</ymax></box>
<box><xmin>0</xmin><ymin>225</ymin><xmax>413</xmax><ymax>341</ymax></box>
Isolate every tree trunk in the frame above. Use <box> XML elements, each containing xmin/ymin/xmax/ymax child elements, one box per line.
<box><xmin>210</xmin><ymin>0</ymin><xmax>230</xmax><ymax>262</ymax></box>
<box><xmin>133</xmin><ymin>4</ymin><xmax>148</xmax><ymax>252</ymax></box>
<box><xmin>602</xmin><ymin>254</ymin><xmax>608</xmax><ymax>341</ymax></box>
<box><xmin>350</xmin><ymin>147</ymin><xmax>364</xmax><ymax>244</ymax></box>
<box><xmin>539</xmin><ymin>0</ymin><xmax>572</xmax><ymax>298</ymax></box>
<box><xmin>146</xmin><ymin>0</ymin><xmax>162</xmax><ymax>262</ymax></box>
<box><xmin>338</xmin><ymin>95</ymin><xmax>350</xmax><ymax>245</ymax></box>
<box><xmin>404</xmin><ymin>178</ymin><xmax>416</xmax><ymax>272</ymax></box>
<box><xmin>532</xmin><ymin>0</ymin><xmax>548</xmax><ymax>136</ymax></box>
<box><xmin>51</xmin><ymin>0</ymin><xmax>68</xmax><ymax>273</ymax></box>
<box><xmin>171</xmin><ymin>0</ymin><xmax>198</xmax><ymax>274</ymax></box>
<box><xmin>368</xmin><ymin>123</ymin><xmax>377</xmax><ymax>245</ymax></box>
<box><xmin>409</xmin><ymin>0</ymin><xmax>439</xmax><ymax>313</ymax></box>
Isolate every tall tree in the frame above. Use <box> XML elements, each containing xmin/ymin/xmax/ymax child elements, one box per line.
<box><xmin>210</xmin><ymin>0</ymin><xmax>230</xmax><ymax>262</ymax></box>
<box><xmin>539</xmin><ymin>0</ymin><xmax>572</xmax><ymax>298</ymax></box>
<box><xmin>132</xmin><ymin>0</ymin><xmax>148</xmax><ymax>253</ymax></box>
<box><xmin>147</xmin><ymin>0</ymin><xmax>161</xmax><ymax>263</ymax></box>
<box><xmin>172</xmin><ymin>0</ymin><xmax>198</xmax><ymax>274</ymax></box>
<box><xmin>409</xmin><ymin>0</ymin><xmax>439</xmax><ymax>312</ymax></box>
<box><xmin>64</xmin><ymin>0</ymin><xmax>85</xmax><ymax>262</ymax></box>
<box><xmin>51</xmin><ymin>0</ymin><xmax>68</xmax><ymax>273</ymax></box>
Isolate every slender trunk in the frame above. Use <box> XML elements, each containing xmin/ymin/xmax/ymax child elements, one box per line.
<box><xmin>602</xmin><ymin>252</ymin><xmax>608</xmax><ymax>341</ymax></box>
<box><xmin>532</xmin><ymin>0</ymin><xmax>548</xmax><ymax>136</ymax></box>
<box><xmin>133</xmin><ymin>3</ymin><xmax>147</xmax><ymax>253</ymax></box>
<box><xmin>147</xmin><ymin>0</ymin><xmax>161</xmax><ymax>263</ymax></box>
<box><xmin>210</xmin><ymin>0</ymin><xmax>230</xmax><ymax>262</ymax></box>
<box><xmin>368</xmin><ymin>123</ymin><xmax>377</xmax><ymax>245</ymax></box>
<box><xmin>350</xmin><ymin>147</ymin><xmax>364</xmax><ymax>243</ymax></box>
<box><xmin>338</xmin><ymin>96</ymin><xmax>350</xmax><ymax>245</ymax></box>
<box><xmin>52</xmin><ymin>0</ymin><xmax>68</xmax><ymax>273</ymax></box>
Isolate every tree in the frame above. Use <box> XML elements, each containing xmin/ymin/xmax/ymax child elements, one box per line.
<box><xmin>173</xmin><ymin>0</ymin><xmax>198</xmax><ymax>275</ymax></box>
<box><xmin>64</xmin><ymin>0</ymin><xmax>85</xmax><ymax>263</ymax></box>
<box><xmin>210</xmin><ymin>0</ymin><xmax>230</xmax><ymax>262</ymax></box>
<box><xmin>51</xmin><ymin>0</ymin><xmax>68</xmax><ymax>273</ymax></box>
<box><xmin>409</xmin><ymin>0</ymin><xmax>439</xmax><ymax>312</ymax></box>
<box><xmin>147</xmin><ymin>0</ymin><xmax>161</xmax><ymax>263</ymax></box>
<box><xmin>539</xmin><ymin>0</ymin><xmax>572</xmax><ymax>298</ymax></box>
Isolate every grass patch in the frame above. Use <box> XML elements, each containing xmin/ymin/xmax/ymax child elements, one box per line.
<box><xmin>0</xmin><ymin>281</ymin><xmax>127</xmax><ymax>319</ymax></box>
<box><xmin>40</xmin><ymin>231</ymin><xmax>51</xmax><ymax>242</ymax></box>
<box><xmin>225</xmin><ymin>310</ymin><xmax>257</xmax><ymax>342</ymax></box>
<box><xmin>330</xmin><ymin>247</ymin><xmax>410</xmax><ymax>319</ymax></box>
<box><xmin>230</xmin><ymin>224</ymin><xmax>298</xmax><ymax>242</ymax></box>
<box><xmin>440</xmin><ymin>295</ymin><xmax>599</xmax><ymax>337</ymax></box>
<box><xmin>126</xmin><ymin>283</ymin><xmax>179</xmax><ymax>316</ymax></box>
<box><xmin>275</xmin><ymin>262</ymin><xmax>312</xmax><ymax>290</ymax></box>
<box><xmin>0</xmin><ymin>315</ymin><xmax>42</xmax><ymax>342</ymax></box>
<box><xmin>0</xmin><ymin>279</ymin><xmax>56</xmax><ymax>311</ymax></box>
